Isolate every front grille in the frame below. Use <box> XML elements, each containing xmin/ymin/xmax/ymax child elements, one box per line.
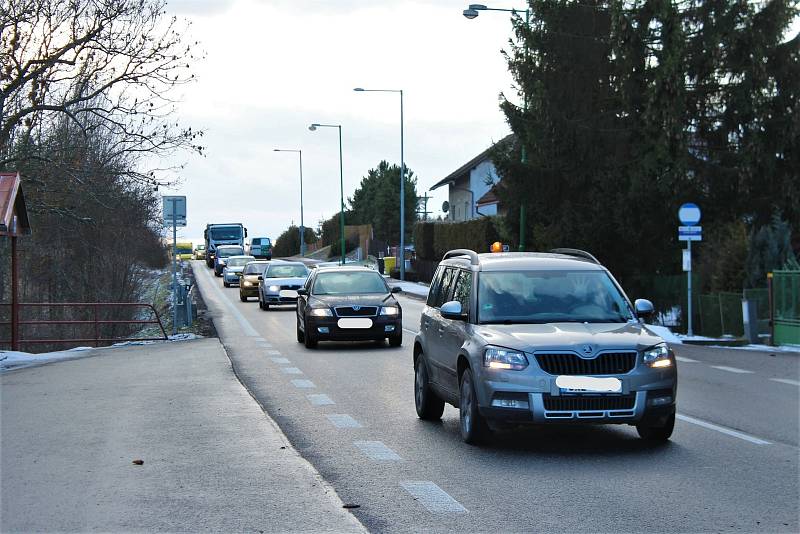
<box><xmin>543</xmin><ymin>394</ymin><xmax>635</xmax><ymax>411</ymax></box>
<box><xmin>535</xmin><ymin>352</ymin><xmax>636</xmax><ymax>375</ymax></box>
<box><xmin>280</xmin><ymin>285</ymin><xmax>301</xmax><ymax>290</ymax></box>
<box><xmin>335</xmin><ymin>306</ymin><xmax>378</xmax><ymax>317</ymax></box>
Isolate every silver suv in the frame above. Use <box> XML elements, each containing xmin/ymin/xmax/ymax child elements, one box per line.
<box><xmin>413</xmin><ymin>249</ymin><xmax>677</xmax><ymax>444</ymax></box>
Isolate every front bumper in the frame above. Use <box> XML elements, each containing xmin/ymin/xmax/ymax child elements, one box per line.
<box><xmin>223</xmin><ymin>272</ymin><xmax>241</xmax><ymax>284</ymax></box>
<box><xmin>305</xmin><ymin>314</ymin><xmax>402</xmax><ymax>341</ymax></box>
<box><xmin>474</xmin><ymin>364</ymin><xmax>676</xmax><ymax>425</ymax></box>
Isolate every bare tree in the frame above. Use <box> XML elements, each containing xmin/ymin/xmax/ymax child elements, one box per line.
<box><xmin>0</xmin><ymin>0</ymin><xmax>204</xmax><ymax>178</ymax></box>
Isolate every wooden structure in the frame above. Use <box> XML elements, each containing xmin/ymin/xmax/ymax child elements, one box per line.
<box><xmin>0</xmin><ymin>172</ymin><xmax>32</xmax><ymax>350</ymax></box>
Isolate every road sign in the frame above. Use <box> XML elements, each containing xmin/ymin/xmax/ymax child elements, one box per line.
<box><xmin>682</xmin><ymin>249</ymin><xmax>691</xmax><ymax>271</ymax></box>
<box><xmin>163</xmin><ymin>196</ymin><xmax>186</xmax><ymax>227</ymax></box>
<box><xmin>679</xmin><ymin>233</ymin><xmax>702</xmax><ymax>241</ymax></box>
<box><xmin>678</xmin><ymin>203</ymin><xmax>701</xmax><ymax>225</ymax></box>
<box><xmin>678</xmin><ymin>225</ymin><xmax>702</xmax><ymax>233</ymax></box>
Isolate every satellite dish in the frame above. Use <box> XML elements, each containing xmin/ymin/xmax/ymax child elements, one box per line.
<box><xmin>442</xmin><ymin>201</ymin><xmax>449</xmax><ymax>213</ymax></box>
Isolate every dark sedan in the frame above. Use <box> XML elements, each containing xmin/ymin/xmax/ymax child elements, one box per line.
<box><xmin>296</xmin><ymin>267</ymin><xmax>403</xmax><ymax>349</ymax></box>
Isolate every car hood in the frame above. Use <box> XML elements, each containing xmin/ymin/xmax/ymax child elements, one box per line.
<box><xmin>473</xmin><ymin>322</ymin><xmax>664</xmax><ymax>353</ymax></box>
<box><xmin>262</xmin><ymin>277</ymin><xmax>307</xmax><ymax>286</ymax></box>
<box><xmin>225</xmin><ymin>266</ymin><xmax>245</xmax><ymax>273</ymax></box>
<box><xmin>311</xmin><ymin>294</ymin><xmax>396</xmax><ymax>307</ymax></box>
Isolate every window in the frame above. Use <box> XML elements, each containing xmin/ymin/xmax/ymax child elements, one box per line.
<box><xmin>252</xmin><ymin>238</ymin><xmax>260</xmax><ymax>245</ymax></box>
<box><xmin>427</xmin><ymin>267</ymin><xmax>445</xmax><ymax>307</ymax></box>
<box><xmin>244</xmin><ymin>263</ymin><xmax>268</xmax><ymax>275</ymax></box>
<box><xmin>452</xmin><ymin>270</ymin><xmax>472</xmax><ymax>315</ymax></box>
<box><xmin>265</xmin><ymin>264</ymin><xmax>309</xmax><ymax>278</ymax></box>
<box><xmin>432</xmin><ymin>268</ymin><xmax>457</xmax><ymax>308</ymax></box>
<box><xmin>313</xmin><ymin>271</ymin><xmax>388</xmax><ymax>295</ymax></box>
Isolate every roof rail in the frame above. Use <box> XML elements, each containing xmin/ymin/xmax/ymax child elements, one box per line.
<box><xmin>442</xmin><ymin>249</ymin><xmax>480</xmax><ymax>265</ymax></box>
<box><xmin>549</xmin><ymin>248</ymin><xmax>600</xmax><ymax>264</ymax></box>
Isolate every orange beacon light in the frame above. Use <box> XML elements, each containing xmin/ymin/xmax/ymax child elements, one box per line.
<box><xmin>490</xmin><ymin>242</ymin><xmax>503</xmax><ymax>253</ymax></box>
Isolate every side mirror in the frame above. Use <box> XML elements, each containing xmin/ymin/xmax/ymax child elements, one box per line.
<box><xmin>297</xmin><ymin>288</ymin><xmax>308</xmax><ymax>296</ymax></box>
<box><xmin>391</xmin><ymin>286</ymin><xmax>402</xmax><ymax>294</ymax></box>
<box><xmin>441</xmin><ymin>300</ymin><xmax>466</xmax><ymax>320</ymax></box>
<box><xmin>257</xmin><ymin>275</ymin><xmax>263</xmax><ymax>281</ymax></box>
<box><xmin>235</xmin><ymin>271</ymin><xmax>243</xmax><ymax>276</ymax></box>
<box><xmin>634</xmin><ymin>299</ymin><xmax>655</xmax><ymax>320</ymax></box>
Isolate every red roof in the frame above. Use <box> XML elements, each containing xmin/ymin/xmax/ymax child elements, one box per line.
<box><xmin>476</xmin><ymin>185</ymin><xmax>500</xmax><ymax>206</ymax></box>
<box><xmin>0</xmin><ymin>172</ymin><xmax>31</xmax><ymax>236</ymax></box>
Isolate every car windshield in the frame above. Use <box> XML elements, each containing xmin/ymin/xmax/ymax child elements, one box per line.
<box><xmin>313</xmin><ymin>271</ymin><xmax>388</xmax><ymax>295</ymax></box>
<box><xmin>244</xmin><ymin>263</ymin><xmax>269</xmax><ymax>275</ymax></box>
<box><xmin>197</xmin><ymin>245</ymin><xmax>205</xmax><ymax>250</ymax></box>
<box><xmin>217</xmin><ymin>247</ymin><xmax>243</xmax><ymax>258</ymax></box>
<box><xmin>265</xmin><ymin>264</ymin><xmax>308</xmax><ymax>278</ymax></box>
<box><xmin>478</xmin><ymin>270</ymin><xmax>634</xmax><ymax>324</ymax></box>
<box><xmin>227</xmin><ymin>256</ymin><xmax>254</xmax><ymax>267</ymax></box>
<box><xmin>210</xmin><ymin>227</ymin><xmax>242</xmax><ymax>240</ymax></box>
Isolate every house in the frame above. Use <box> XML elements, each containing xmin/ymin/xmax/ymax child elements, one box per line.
<box><xmin>429</xmin><ymin>135</ymin><xmax>510</xmax><ymax>221</ymax></box>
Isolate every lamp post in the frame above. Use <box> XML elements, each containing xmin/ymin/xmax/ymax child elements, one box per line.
<box><xmin>354</xmin><ymin>87</ymin><xmax>406</xmax><ymax>280</ymax></box>
<box><xmin>273</xmin><ymin>148</ymin><xmax>305</xmax><ymax>256</ymax></box>
<box><xmin>309</xmin><ymin>123</ymin><xmax>346</xmax><ymax>265</ymax></box>
<box><xmin>463</xmin><ymin>3</ymin><xmax>530</xmax><ymax>251</ymax></box>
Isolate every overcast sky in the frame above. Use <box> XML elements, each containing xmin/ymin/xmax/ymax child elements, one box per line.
<box><xmin>159</xmin><ymin>0</ymin><xmax>518</xmax><ymax>243</ymax></box>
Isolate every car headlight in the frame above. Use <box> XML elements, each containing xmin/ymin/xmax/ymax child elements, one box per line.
<box><xmin>484</xmin><ymin>346</ymin><xmax>528</xmax><ymax>371</ymax></box>
<box><xmin>309</xmin><ymin>308</ymin><xmax>333</xmax><ymax>317</ymax></box>
<box><xmin>642</xmin><ymin>343</ymin><xmax>673</xmax><ymax>368</ymax></box>
<box><xmin>380</xmin><ymin>306</ymin><xmax>399</xmax><ymax>316</ymax></box>
<box><xmin>268</xmin><ymin>285</ymin><xmax>280</xmax><ymax>292</ymax></box>
<box><xmin>243</xmin><ymin>281</ymin><xmax>252</xmax><ymax>287</ymax></box>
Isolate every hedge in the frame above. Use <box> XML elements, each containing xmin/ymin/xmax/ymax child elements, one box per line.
<box><xmin>413</xmin><ymin>218</ymin><xmax>500</xmax><ymax>261</ymax></box>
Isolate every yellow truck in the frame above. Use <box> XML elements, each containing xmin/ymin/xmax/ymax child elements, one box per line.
<box><xmin>170</xmin><ymin>242</ymin><xmax>194</xmax><ymax>261</ymax></box>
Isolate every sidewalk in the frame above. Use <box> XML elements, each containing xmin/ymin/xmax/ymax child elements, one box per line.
<box><xmin>1</xmin><ymin>338</ymin><xmax>364</xmax><ymax>533</ymax></box>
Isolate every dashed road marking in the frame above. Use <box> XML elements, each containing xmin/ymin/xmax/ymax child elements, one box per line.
<box><xmin>254</xmin><ymin>337</ymin><xmax>266</xmax><ymax>343</ymax></box>
<box><xmin>307</xmin><ymin>394</ymin><xmax>335</xmax><ymax>406</ymax></box>
<box><xmin>675</xmin><ymin>356</ymin><xmax>699</xmax><ymax>363</ymax></box>
<box><xmin>270</xmin><ymin>357</ymin><xmax>291</xmax><ymax>364</ymax></box>
<box><xmin>401</xmin><ymin>481</ymin><xmax>467</xmax><ymax>513</ymax></box>
<box><xmin>281</xmin><ymin>367</ymin><xmax>303</xmax><ymax>375</ymax></box>
<box><xmin>291</xmin><ymin>379</ymin><xmax>316</xmax><ymax>389</ymax></box>
<box><xmin>326</xmin><ymin>414</ymin><xmax>362</xmax><ymax>428</ymax></box>
<box><xmin>354</xmin><ymin>441</ymin><xmax>402</xmax><ymax>461</ymax></box>
<box><xmin>770</xmin><ymin>378</ymin><xmax>800</xmax><ymax>387</ymax></box>
<box><xmin>710</xmin><ymin>365</ymin><xmax>754</xmax><ymax>374</ymax></box>
<box><xmin>677</xmin><ymin>414</ymin><xmax>771</xmax><ymax>445</ymax></box>
<box><xmin>266</xmin><ymin>350</ymin><xmax>282</xmax><ymax>356</ymax></box>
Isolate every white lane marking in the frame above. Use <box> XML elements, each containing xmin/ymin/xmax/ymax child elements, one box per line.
<box><xmin>770</xmin><ymin>378</ymin><xmax>800</xmax><ymax>387</ymax></box>
<box><xmin>326</xmin><ymin>414</ymin><xmax>362</xmax><ymax>428</ymax></box>
<box><xmin>195</xmin><ymin>263</ymin><xmax>260</xmax><ymax>337</ymax></box>
<box><xmin>256</xmin><ymin>341</ymin><xmax>273</xmax><ymax>348</ymax></box>
<box><xmin>307</xmin><ymin>394</ymin><xmax>335</xmax><ymax>406</ymax></box>
<box><xmin>401</xmin><ymin>481</ymin><xmax>468</xmax><ymax>513</ymax></box>
<box><xmin>291</xmin><ymin>379</ymin><xmax>316</xmax><ymax>389</ymax></box>
<box><xmin>281</xmin><ymin>367</ymin><xmax>303</xmax><ymax>375</ymax></box>
<box><xmin>270</xmin><ymin>357</ymin><xmax>290</xmax><ymax>364</ymax></box>
<box><xmin>354</xmin><ymin>441</ymin><xmax>402</xmax><ymax>461</ymax></box>
<box><xmin>676</xmin><ymin>414</ymin><xmax>771</xmax><ymax>445</ymax></box>
<box><xmin>266</xmin><ymin>349</ymin><xmax>282</xmax><ymax>356</ymax></box>
<box><xmin>254</xmin><ymin>337</ymin><xmax>266</xmax><ymax>342</ymax></box>
<box><xmin>710</xmin><ymin>365</ymin><xmax>754</xmax><ymax>374</ymax></box>
<box><xmin>675</xmin><ymin>356</ymin><xmax>699</xmax><ymax>363</ymax></box>
<box><xmin>403</xmin><ymin>328</ymin><xmax>419</xmax><ymax>336</ymax></box>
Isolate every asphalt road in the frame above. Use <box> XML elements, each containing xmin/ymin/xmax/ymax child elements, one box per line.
<box><xmin>193</xmin><ymin>261</ymin><xmax>799</xmax><ymax>533</ymax></box>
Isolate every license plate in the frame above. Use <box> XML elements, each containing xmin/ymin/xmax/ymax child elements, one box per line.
<box><xmin>555</xmin><ymin>376</ymin><xmax>622</xmax><ymax>393</ymax></box>
<box><xmin>279</xmin><ymin>290</ymin><xmax>298</xmax><ymax>298</ymax></box>
<box><xmin>337</xmin><ymin>318</ymin><xmax>373</xmax><ymax>329</ymax></box>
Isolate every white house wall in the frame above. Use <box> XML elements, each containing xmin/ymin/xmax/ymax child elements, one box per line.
<box><xmin>447</xmin><ymin>159</ymin><xmax>500</xmax><ymax>221</ymax></box>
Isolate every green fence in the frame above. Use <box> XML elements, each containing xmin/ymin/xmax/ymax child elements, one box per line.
<box><xmin>697</xmin><ymin>292</ymin><xmax>744</xmax><ymax>338</ymax></box>
<box><xmin>773</xmin><ymin>270</ymin><xmax>800</xmax><ymax>346</ymax></box>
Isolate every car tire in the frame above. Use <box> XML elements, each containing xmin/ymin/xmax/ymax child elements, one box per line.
<box><xmin>389</xmin><ymin>332</ymin><xmax>402</xmax><ymax>347</ymax></box>
<box><xmin>296</xmin><ymin>315</ymin><xmax>305</xmax><ymax>343</ymax></box>
<box><xmin>239</xmin><ymin>294</ymin><xmax>247</xmax><ymax>302</ymax></box>
<box><xmin>414</xmin><ymin>354</ymin><xmax>444</xmax><ymax>420</ymax></box>
<box><xmin>459</xmin><ymin>368</ymin><xmax>491</xmax><ymax>445</ymax></box>
<box><xmin>303</xmin><ymin>321</ymin><xmax>317</xmax><ymax>349</ymax></box>
<box><xmin>636</xmin><ymin>413</ymin><xmax>675</xmax><ymax>442</ymax></box>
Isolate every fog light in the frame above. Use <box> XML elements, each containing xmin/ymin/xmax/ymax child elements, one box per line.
<box><xmin>384</xmin><ymin>325</ymin><xmax>396</xmax><ymax>332</ymax></box>
<box><xmin>649</xmin><ymin>395</ymin><xmax>673</xmax><ymax>406</ymax></box>
<box><xmin>491</xmin><ymin>398</ymin><xmax>530</xmax><ymax>409</ymax></box>
<box><xmin>317</xmin><ymin>327</ymin><xmax>329</xmax><ymax>334</ymax></box>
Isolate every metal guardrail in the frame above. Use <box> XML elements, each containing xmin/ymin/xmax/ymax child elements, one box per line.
<box><xmin>0</xmin><ymin>302</ymin><xmax>168</xmax><ymax>349</ymax></box>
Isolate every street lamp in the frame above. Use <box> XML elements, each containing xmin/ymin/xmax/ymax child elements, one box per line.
<box><xmin>273</xmin><ymin>148</ymin><xmax>305</xmax><ymax>256</ymax></box>
<box><xmin>309</xmin><ymin>123</ymin><xmax>346</xmax><ymax>265</ymax></box>
<box><xmin>463</xmin><ymin>3</ymin><xmax>530</xmax><ymax>251</ymax></box>
<box><xmin>353</xmin><ymin>87</ymin><xmax>406</xmax><ymax>280</ymax></box>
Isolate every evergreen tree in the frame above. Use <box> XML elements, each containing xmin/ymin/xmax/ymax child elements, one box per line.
<box><xmin>348</xmin><ymin>161</ymin><xmax>418</xmax><ymax>245</ymax></box>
